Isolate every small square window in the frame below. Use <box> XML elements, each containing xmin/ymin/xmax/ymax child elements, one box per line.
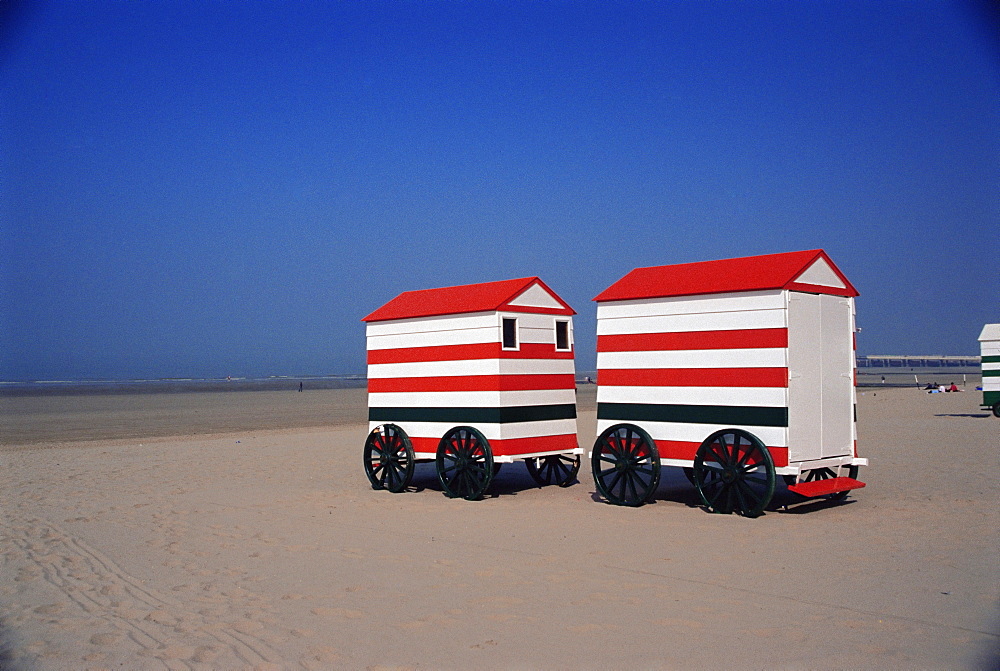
<box><xmin>555</xmin><ymin>320</ymin><xmax>571</xmax><ymax>351</ymax></box>
<box><xmin>502</xmin><ymin>317</ymin><xmax>518</xmax><ymax>349</ymax></box>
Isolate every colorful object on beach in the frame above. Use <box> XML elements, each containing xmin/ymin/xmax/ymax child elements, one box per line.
<box><xmin>590</xmin><ymin>249</ymin><xmax>868</xmax><ymax>516</ymax></box>
<box><xmin>978</xmin><ymin>324</ymin><xmax>1000</xmax><ymax>418</ymax></box>
<box><xmin>362</xmin><ymin>277</ymin><xmax>581</xmax><ymax>500</ymax></box>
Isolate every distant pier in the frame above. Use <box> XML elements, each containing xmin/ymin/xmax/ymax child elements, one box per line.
<box><xmin>857</xmin><ymin>355</ymin><xmax>980</xmax><ymax>368</ymax></box>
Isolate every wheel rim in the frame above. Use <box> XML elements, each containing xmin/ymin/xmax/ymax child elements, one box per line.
<box><xmin>526</xmin><ymin>454</ymin><xmax>581</xmax><ymax>487</ymax></box>
<box><xmin>436</xmin><ymin>427</ymin><xmax>494</xmax><ymax>500</ymax></box>
<box><xmin>591</xmin><ymin>424</ymin><xmax>660</xmax><ymax>506</ymax></box>
<box><xmin>363</xmin><ymin>424</ymin><xmax>414</xmax><ymax>493</ymax></box>
<box><xmin>693</xmin><ymin>429</ymin><xmax>775</xmax><ymax>517</ymax></box>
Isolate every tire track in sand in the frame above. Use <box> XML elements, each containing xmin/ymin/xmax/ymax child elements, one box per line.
<box><xmin>2</xmin><ymin>515</ymin><xmax>281</xmax><ymax>669</ymax></box>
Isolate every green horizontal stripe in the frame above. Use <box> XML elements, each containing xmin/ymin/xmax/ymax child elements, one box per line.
<box><xmin>982</xmin><ymin>369</ymin><xmax>1000</xmax><ymax>377</ymax></box>
<box><xmin>597</xmin><ymin>402</ymin><xmax>788</xmax><ymax>428</ymax></box>
<box><xmin>983</xmin><ymin>390</ymin><xmax>1000</xmax><ymax>405</ymax></box>
<box><xmin>981</xmin><ymin>355</ymin><xmax>1000</xmax><ymax>364</ymax></box>
<box><xmin>369</xmin><ymin>404</ymin><xmax>576</xmax><ymax>424</ymax></box>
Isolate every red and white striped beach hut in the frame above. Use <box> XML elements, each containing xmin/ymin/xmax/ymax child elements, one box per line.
<box><xmin>362</xmin><ymin>277</ymin><xmax>581</xmax><ymax>500</ymax></box>
<box><xmin>590</xmin><ymin>249</ymin><xmax>867</xmax><ymax>516</ymax></box>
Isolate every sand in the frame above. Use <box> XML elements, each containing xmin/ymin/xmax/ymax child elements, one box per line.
<box><xmin>1</xmin><ymin>385</ymin><xmax>997</xmax><ymax>669</ymax></box>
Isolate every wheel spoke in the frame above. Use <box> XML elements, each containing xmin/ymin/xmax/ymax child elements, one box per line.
<box><xmin>736</xmin><ymin>479</ymin><xmax>763</xmax><ymax>505</ymax></box>
<box><xmin>734</xmin><ymin>481</ymin><xmax>750</xmax><ymax>513</ymax></box>
<box><xmin>709</xmin><ymin>445</ymin><xmax>728</xmax><ymax>466</ymax></box>
<box><xmin>705</xmin><ymin>482</ymin><xmax>726</xmax><ymax>507</ymax></box>
<box><xmin>625</xmin><ymin>471</ymin><xmax>640</xmax><ymax>502</ymax></box>
<box><xmin>604</xmin><ymin>469</ymin><xmax>624</xmax><ymax>495</ymax></box>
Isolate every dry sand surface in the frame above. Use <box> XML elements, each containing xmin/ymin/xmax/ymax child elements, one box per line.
<box><xmin>1</xmin><ymin>385</ymin><xmax>997</xmax><ymax>669</ymax></box>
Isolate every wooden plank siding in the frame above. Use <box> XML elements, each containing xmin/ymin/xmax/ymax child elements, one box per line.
<box><xmin>595</xmin><ymin>291</ymin><xmax>792</xmax><ymax>466</ymax></box>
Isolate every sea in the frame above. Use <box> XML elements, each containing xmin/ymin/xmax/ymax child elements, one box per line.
<box><xmin>0</xmin><ymin>367</ymin><xmax>982</xmax><ymax>396</ymax></box>
<box><xmin>0</xmin><ymin>375</ymin><xmax>368</xmax><ymax>397</ymax></box>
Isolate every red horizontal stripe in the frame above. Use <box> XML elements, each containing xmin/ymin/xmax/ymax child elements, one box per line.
<box><xmin>368</xmin><ymin>374</ymin><xmax>577</xmax><ymax>393</ymax></box>
<box><xmin>368</xmin><ymin>342</ymin><xmax>573</xmax><ymax>364</ymax></box>
<box><xmin>654</xmin><ymin>440</ymin><xmax>789</xmax><ymax>467</ymax></box>
<box><xmin>598</xmin><ymin>368</ymin><xmax>788</xmax><ymax>388</ymax></box>
<box><xmin>410</xmin><ymin>434</ymin><xmax>578</xmax><ymax>457</ymax></box>
<box><xmin>597</xmin><ymin>328</ymin><xmax>787</xmax><ymax>352</ymax></box>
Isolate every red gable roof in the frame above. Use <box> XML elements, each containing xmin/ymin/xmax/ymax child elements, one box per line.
<box><xmin>594</xmin><ymin>249</ymin><xmax>858</xmax><ymax>302</ymax></box>
<box><xmin>363</xmin><ymin>277</ymin><xmax>576</xmax><ymax>322</ymax></box>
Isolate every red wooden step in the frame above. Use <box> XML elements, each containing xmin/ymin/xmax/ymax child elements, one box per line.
<box><xmin>788</xmin><ymin>477</ymin><xmax>866</xmax><ymax>498</ymax></box>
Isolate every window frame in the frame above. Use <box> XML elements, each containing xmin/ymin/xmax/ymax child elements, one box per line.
<box><xmin>554</xmin><ymin>319</ymin><xmax>572</xmax><ymax>351</ymax></box>
<box><xmin>501</xmin><ymin>316</ymin><xmax>519</xmax><ymax>350</ymax></box>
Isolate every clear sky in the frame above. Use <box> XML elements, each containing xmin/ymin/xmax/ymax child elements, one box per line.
<box><xmin>2</xmin><ymin>0</ymin><xmax>998</xmax><ymax>381</ymax></box>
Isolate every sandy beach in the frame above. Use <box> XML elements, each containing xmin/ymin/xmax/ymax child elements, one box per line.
<box><xmin>1</xmin><ymin>384</ymin><xmax>997</xmax><ymax>669</ymax></box>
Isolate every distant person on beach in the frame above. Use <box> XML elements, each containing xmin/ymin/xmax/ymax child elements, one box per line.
<box><xmin>947</xmin><ymin>383</ymin><xmax>960</xmax><ymax>392</ymax></box>
<box><xmin>299</xmin><ymin>382</ymin><xmax>303</xmax><ymax>392</ymax></box>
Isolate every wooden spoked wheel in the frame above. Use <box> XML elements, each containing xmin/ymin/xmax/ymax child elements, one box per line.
<box><xmin>526</xmin><ymin>454</ymin><xmax>581</xmax><ymax>487</ymax></box>
<box><xmin>591</xmin><ymin>424</ymin><xmax>661</xmax><ymax>507</ymax></box>
<box><xmin>786</xmin><ymin>465</ymin><xmax>860</xmax><ymax>501</ymax></box>
<box><xmin>436</xmin><ymin>426</ymin><xmax>494</xmax><ymax>500</ymax></box>
<box><xmin>363</xmin><ymin>424</ymin><xmax>414</xmax><ymax>493</ymax></box>
<box><xmin>693</xmin><ymin>429</ymin><xmax>775</xmax><ymax>517</ymax></box>
<box><xmin>993</xmin><ymin>402</ymin><xmax>1000</xmax><ymax>418</ymax></box>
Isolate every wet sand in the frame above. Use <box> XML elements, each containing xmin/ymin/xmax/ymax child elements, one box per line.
<box><xmin>1</xmin><ymin>385</ymin><xmax>997</xmax><ymax>669</ymax></box>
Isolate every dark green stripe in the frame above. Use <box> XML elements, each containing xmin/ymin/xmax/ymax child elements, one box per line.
<box><xmin>597</xmin><ymin>402</ymin><xmax>788</xmax><ymax>428</ymax></box>
<box><xmin>983</xmin><ymin>390</ymin><xmax>1000</xmax><ymax>405</ymax></box>
<box><xmin>982</xmin><ymin>355</ymin><xmax>1000</xmax><ymax>364</ymax></box>
<box><xmin>983</xmin><ymin>369</ymin><xmax>1000</xmax><ymax>377</ymax></box>
<box><xmin>368</xmin><ymin>404</ymin><xmax>576</xmax><ymax>424</ymax></box>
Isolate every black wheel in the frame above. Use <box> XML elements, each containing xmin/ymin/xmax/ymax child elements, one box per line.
<box><xmin>682</xmin><ymin>467</ymin><xmax>696</xmax><ymax>486</ymax></box>
<box><xmin>436</xmin><ymin>426</ymin><xmax>494</xmax><ymax>500</ymax></box>
<box><xmin>363</xmin><ymin>424</ymin><xmax>414</xmax><ymax>493</ymax></box>
<box><xmin>591</xmin><ymin>424</ymin><xmax>660</xmax><ymax>506</ymax></box>
<box><xmin>526</xmin><ymin>453</ymin><xmax>581</xmax><ymax>487</ymax></box>
<box><xmin>790</xmin><ymin>465</ymin><xmax>860</xmax><ymax>501</ymax></box>
<box><xmin>993</xmin><ymin>402</ymin><xmax>1000</xmax><ymax>418</ymax></box>
<box><xmin>693</xmin><ymin>429</ymin><xmax>775</xmax><ymax>517</ymax></box>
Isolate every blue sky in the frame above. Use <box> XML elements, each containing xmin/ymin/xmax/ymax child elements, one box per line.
<box><xmin>2</xmin><ymin>0</ymin><xmax>998</xmax><ymax>380</ymax></box>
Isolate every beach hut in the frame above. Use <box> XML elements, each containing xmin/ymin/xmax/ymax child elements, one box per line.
<box><xmin>362</xmin><ymin>277</ymin><xmax>581</xmax><ymax>500</ymax></box>
<box><xmin>979</xmin><ymin>323</ymin><xmax>1000</xmax><ymax>417</ymax></box>
<box><xmin>591</xmin><ymin>249</ymin><xmax>867</xmax><ymax>516</ymax></box>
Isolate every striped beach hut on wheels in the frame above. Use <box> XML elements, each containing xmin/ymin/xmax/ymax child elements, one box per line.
<box><xmin>362</xmin><ymin>277</ymin><xmax>581</xmax><ymax>500</ymax></box>
<box><xmin>590</xmin><ymin>249</ymin><xmax>867</xmax><ymax>516</ymax></box>
<box><xmin>979</xmin><ymin>323</ymin><xmax>1000</xmax><ymax>418</ymax></box>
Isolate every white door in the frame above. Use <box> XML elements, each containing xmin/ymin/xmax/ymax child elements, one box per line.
<box><xmin>786</xmin><ymin>293</ymin><xmax>855</xmax><ymax>462</ymax></box>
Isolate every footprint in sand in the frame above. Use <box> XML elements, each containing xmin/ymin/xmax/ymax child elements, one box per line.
<box><xmin>310</xmin><ymin>607</ymin><xmax>364</xmax><ymax>619</ymax></box>
<box><xmin>15</xmin><ymin>567</ymin><xmax>40</xmax><ymax>582</ymax></box>
<box><xmin>89</xmin><ymin>632</ymin><xmax>121</xmax><ymax>646</ymax></box>
<box><xmin>654</xmin><ymin>617</ymin><xmax>705</xmax><ymax>630</ymax></box>
<box><xmin>33</xmin><ymin>603</ymin><xmax>65</xmax><ymax>615</ymax></box>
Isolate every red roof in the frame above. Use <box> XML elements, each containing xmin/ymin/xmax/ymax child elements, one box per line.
<box><xmin>363</xmin><ymin>277</ymin><xmax>576</xmax><ymax>322</ymax></box>
<box><xmin>594</xmin><ymin>250</ymin><xmax>858</xmax><ymax>302</ymax></box>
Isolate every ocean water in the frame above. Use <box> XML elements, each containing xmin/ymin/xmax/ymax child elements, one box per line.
<box><xmin>1</xmin><ymin>367</ymin><xmax>981</xmax><ymax>396</ymax></box>
<box><xmin>0</xmin><ymin>375</ymin><xmax>367</xmax><ymax>397</ymax></box>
